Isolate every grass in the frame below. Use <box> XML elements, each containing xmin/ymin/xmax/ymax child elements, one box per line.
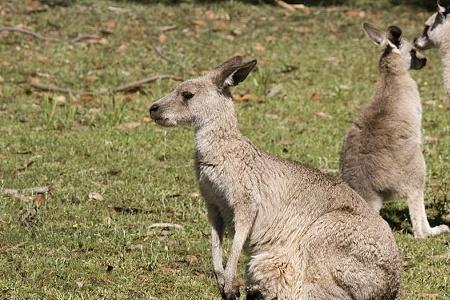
<box><xmin>0</xmin><ymin>0</ymin><xmax>449</xmax><ymax>299</ymax></box>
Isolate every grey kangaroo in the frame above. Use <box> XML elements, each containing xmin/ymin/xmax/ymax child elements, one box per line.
<box><xmin>150</xmin><ymin>56</ymin><xmax>402</xmax><ymax>299</ymax></box>
<box><xmin>340</xmin><ymin>23</ymin><xmax>449</xmax><ymax>239</ymax></box>
<box><xmin>415</xmin><ymin>0</ymin><xmax>450</xmax><ymax>98</ymax></box>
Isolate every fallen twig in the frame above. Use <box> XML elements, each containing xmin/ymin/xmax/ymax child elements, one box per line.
<box><xmin>29</xmin><ymin>81</ymin><xmax>86</xmax><ymax>95</ymax></box>
<box><xmin>29</xmin><ymin>75</ymin><xmax>183</xmax><ymax>95</ymax></box>
<box><xmin>158</xmin><ymin>25</ymin><xmax>177</xmax><ymax>33</ymax></box>
<box><xmin>70</xmin><ymin>34</ymin><xmax>101</xmax><ymax>44</ymax></box>
<box><xmin>3</xmin><ymin>186</ymin><xmax>51</xmax><ymax>196</ymax></box>
<box><xmin>273</xmin><ymin>0</ymin><xmax>296</xmax><ymax>12</ymax></box>
<box><xmin>2</xmin><ymin>186</ymin><xmax>51</xmax><ymax>202</ymax></box>
<box><xmin>273</xmin><ymin>0</ymin><xmax>311</xmax><ymax>13</ymax></box>
<box><xmin>149</xmin><ymin>223</ymin><xmax>183</xmax><ymax>230</ymax></box>
<box><xmin>0</xmin><ymin>27</ymin><xmax>58</xmax><ymax>41</ymax></box>
<box><xmin>109</xmin><ymin>205</ymin><xmax>154</xmax><ymax>214</ymax></box>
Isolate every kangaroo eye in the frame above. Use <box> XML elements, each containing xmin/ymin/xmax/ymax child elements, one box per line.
<box><xmin>182</xmin><ymin>91</ymin><xmax>194</xmax><ymax>100</ymax></box>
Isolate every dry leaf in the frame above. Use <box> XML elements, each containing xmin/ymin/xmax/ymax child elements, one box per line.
<box><xmin>37</xmin><ymin>56</ymin><xmax>49</xmax><ymax>63</ymax></box>
<box><xmin>265</xmin><ymin>36</ymin><xmax>277</xmax><ymax>43</ymax></box>
<box><xmin>118</xmin><ymin>122</ymin><xmax>141</xmax><ymax>130</ymax></box>
<box><xmin>75</xmin><ymin>280</ymin><xmax>84</xmax><ymax>289</ymax></box>
<box><xmin>424</xmin><ymin>100</ymin><xmax>437</xmax><ymax>107</ymax></box>
<box><xmin>310</xmin><ymin>92</ymin><xmax>321</xmax><ymax>101</ymax></box>
<box><xmin>314</xmin><ymin>111</ymin><xmax>333</xmax><ymax>119</ymax></box>
<box><xmin>345</xmin><ymin>9</ymin><xmax>365</xmax><ymax>18</ymax></box>
<box><xmin>34</xmin><ymin>193</ymin><xmax>45</xmax><ymax>206</ymax></box>
<box><xmin>192</xmin><ymin>20</ymin><xmax>206</xmax><ymax>28</ymax></box>
<box><xmin>190</xmin><ymin>192</ymin><xmax>200</xmax><ymax>199</ymax></box>
<box><xmin>424</xmin><ymin>135</ymin><xmax>439</xmax><ymax>143</ymax></box>
<box><xmin>295</xmin><ymin>26</ymin><xmax>313</xmax><ymax>35</ymax></box>
<box><xmin>0</xmin><ymin>75</ymin><xmax>4</xmax><ymax>83</ymax></box>
<box><xmin>79</xmin><ymin>94</ymin><xmax>96</xmax><ymax>102</ymax></box>
<box><xmin>116</xmin><ymin>44</ymin><xmax>127</xmax><ymax>53</ymax></box>
<box><xmin>54</xmin><ymin>95</ymin><xmax>66</xmax><ymax>105</ymax></box>
<box><xmin>88</xmin><ymin>192</ymin><xmax>104</xmax><ymax>201</ymax></box>
<box><xmin>254</xmin><ymin>43</ymin><xmax>265</xmax><ymax>52</ymax></box>
<box><xmin>87</xmin><ymin>38</ymin><xmax>108</xmax><ymax>45</ymax></box>
<box><xmin>158</xmin><ymin>33</ymin><xmax>167</xmax><ymax>44</ymax></box>
<box><xmin>29</xmin><ymin>77</ymin><xmax>41</xmax><ymax>85</ymax></box>
<box><xmin>160</xmin><ymin>266</ymin><xmax>176</xmax><ymax>274</ymax></box>
<box><xmin>25</xmin><ymin>0</ymin><xmax>44</xmax><ymax>12</ymax></box>
<box><xmin>234</xmin><ymin>94</ymin><xmax>258</xmax><ymax>101</ymax></box>
<box><xmin>223</xmin><ymin>35</ymin><xmax>235</xmax><ymax>41</ymax></box>
<box><xmin>267</xmin><ymin>86</ymin><xmax>285</xmax><ymax>98</ymax></box>
<box><xmin>213</xmin><ymin>21</ymin><xmax>228</xmax><ymax>32</ymax></box>
<box><xmin>84</xmin><ymin>75</ymin><xmax>98</xmax><ymax>82</ymax></box>
<box><xmin>205</xmin><ymin>11</ymin><xmax>230</xmax><ymax>20</ymax></box>
<box><xmin>185</xmin><ymin>255</ymin><xmax>198</xmax><ymax>264</ymax></box>
<box><xmin>143</xmin><ymin>116</ymin><xmax>151</xmax><ymax>123</ymax></box>
<box><xmin>103</xmin><ymin>20</ymin><xmax>116</xmax><ymax>31</ymax></box>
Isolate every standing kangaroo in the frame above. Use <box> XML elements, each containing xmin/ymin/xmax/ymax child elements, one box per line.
<box><xmin>340</xmin><ymin>23</ymin><xmax>449</xmax><ymax>239</ymax></box>
<box><xmin>149</xmin><ymin>56</ymin><xmax>402</xmax><ymax>299</ymax></box>
<box><xmin>415</xmin><ymin>0</ymin><xmax>450</xmax><ymax>98</ymax></box>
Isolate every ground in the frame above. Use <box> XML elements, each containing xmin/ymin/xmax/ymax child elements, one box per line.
<box><xmin>0</xmin><ymin>0</ymin><xmax>449</xmax><ymax>299</ymax></box>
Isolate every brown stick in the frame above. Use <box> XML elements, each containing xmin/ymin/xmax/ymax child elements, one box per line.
<box><xmin>29</xmin><ymin>75</ymin><xmax>183</xmax><ymax>95</ymax></box>
<box><xmin>70</xmin><ymin>34</ymin><xmax>101</xmax><ymax>44</ymax></box>
<box><xmin>3</xmin><ymin>186</ymin><xmax>51</xmax><ymax>202</ymax></box>
<box><xmin>273</xmin><ymin>0</ymin><xmax>296</xmax><ymax>12</ymax></box>
<box><xmin>3</xmin><ymin>186</ymin><xmax>51</xmax><ymax>196</ymax></box>
<box><xmin>0</xmin><ymin>27</ymin><xmax>58</xmax><ymax>41</ymax></box>
<box><xmin>29</xmin><ymin>82</ymin><xmax>87</xmax><ymax>95</ymax></box>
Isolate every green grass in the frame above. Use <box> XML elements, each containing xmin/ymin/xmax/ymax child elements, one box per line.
<box><xmin>0</xmin><ymin>0</ymin><xmax>449</xmax><ymax>299</ymax></box>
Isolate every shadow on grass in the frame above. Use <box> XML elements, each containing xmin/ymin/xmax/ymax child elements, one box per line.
<box><xmin>110</xmin><ymin>0</ymin><xmax>348</xmax><ymax>5</ymax></box>
<box><xmin>381</xmin><ymin>201</ymin><xmax>449</xmax><ymax>234</ymax></box>
<box><xmin>109</xmin><ymin>0</ymin><xmax>438</xmax><ymax>8</ymax></box>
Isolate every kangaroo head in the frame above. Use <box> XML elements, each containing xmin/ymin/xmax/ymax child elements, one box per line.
<box><xmin>149</xmin><ymin>56</ymin><xmax>257</xmax><ymax>128</ymax></box>
<box><xmin>363</xmin><ymin>23</ymin><xmax>427</xmax><ymax>71</ymax></box>
<box><xmin>414</xmin><ymin>0</ymin><xmax>450</xmax><ymax>50</ymax></box>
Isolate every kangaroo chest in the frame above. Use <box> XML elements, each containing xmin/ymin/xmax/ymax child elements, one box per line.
<box><xmin>196</xmin><ymin>162</ymin><xmax>236</xmax><ymax>229</ymax></box>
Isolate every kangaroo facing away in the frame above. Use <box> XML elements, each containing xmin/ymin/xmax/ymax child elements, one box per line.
<box><xmin>415</xmin><ymin>0</ymin><xmax>450</xmax><ymax>98</ymax></box>
<box><xmin>340</xmin><ymin>23</ymin><xmax>449</xmax><ymax>239</ymax></box>
<box><xmin>150</xmin><ymin>56</ymin><xmax>402</xmax><ymax>299</ymax></box>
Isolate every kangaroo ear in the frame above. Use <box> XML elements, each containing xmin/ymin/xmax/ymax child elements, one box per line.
<box><xmin>438</xmin><ymin>0</ymin><xmax>450</xmax><ymax>14</ymax></box>
<box><xmin>212</xmin><ymin>56</ymin><xmax>257</xmax><ymax>89</ymax></box>
<box><xmin>363</xmin><ymin>23</ymin><xmax>385</xmax><ymax>45</ymax></box>
<box><xmin>387</xmin><ymin>26</ymin><xmax>402</xmax><ymax>48</ymax></box>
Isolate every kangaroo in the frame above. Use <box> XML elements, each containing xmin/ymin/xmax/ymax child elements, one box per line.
<box><xmin>149</xmin><ymin>56</ymin><xmax>402</xmax><ymax>299</ymax></box>
<box><xmin>340</xmin><ymin>23</ymin><xmax>449</xmax><ymax>239</ymax></box>
<box><xmin>414</xmin><ymin>0</ymin><xmax>450</xmax><ymax>97</ymax></box>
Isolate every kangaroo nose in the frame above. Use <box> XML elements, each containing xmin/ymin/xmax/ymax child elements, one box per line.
<box><xmin>149</xmin><ymin>103</ymin><xmax>159</xmax><ymax>114</ymax></box>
